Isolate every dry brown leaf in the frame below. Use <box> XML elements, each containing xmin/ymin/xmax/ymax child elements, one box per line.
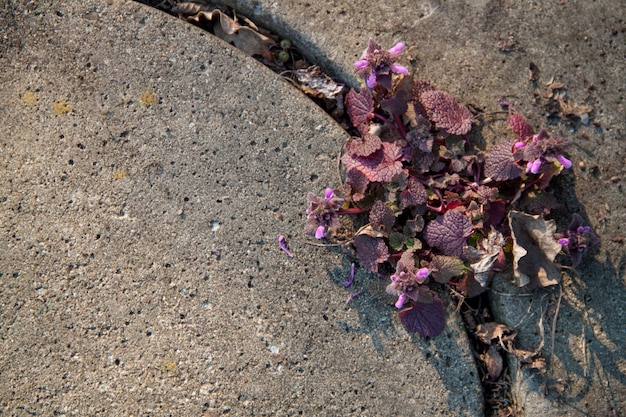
<box><xmin>295</xmin><ymin>66</ymin><xmax>345</xmax><ymax>100</ymax></box>
<box><xmin>475</xmin><ymin>322</ymin><xmax>517</xmax><ymax>345</ymax></box>
<box><xmin>481</xmin><ymin>345</ymin><xmax>504</xmax><ymax>380</ymax></box>
<box><xmin>508</xmin><ymin>211</ymin><xmax>562</xmax><ymax>288</ymax></box>
<box><xmin>175</xmin><ymin>6</ymin><xmax>275</xmax><ymax>57</ymax></box>
<box><xmin>511</xmin><ymin>347</ymin><xmax>547</xmax><ymax>372</ymax></box>
<box><xmin>557</xmin><ymin>98</ymin><xmax>593</xmax><ymax>119</ymax></box>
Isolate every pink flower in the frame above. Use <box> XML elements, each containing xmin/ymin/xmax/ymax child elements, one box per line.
<box><xmin>354</xmin><ymin>39</ymin><xmax>408</xmax><ymax>90</ymax></box>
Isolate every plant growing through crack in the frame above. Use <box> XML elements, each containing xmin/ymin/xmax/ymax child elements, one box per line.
<box><xmin>305</xmin><ymin>39</ymin><xmax>600</xmax><ymax>337</ymax></box>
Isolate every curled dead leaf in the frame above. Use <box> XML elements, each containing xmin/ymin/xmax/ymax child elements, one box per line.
<box><xmin>475</xmin><ymin>322</ymin><xmax>517</xmax><ymax>345</ymax></box>
<box><xmin>481</xmin><ymin>345</ymin><xmax>504</xmax><ymax>380</ymax></box>
<box><xmin>296</xmin><ymin>66</ymin><xmax>345</xmax><ymax>100</ymax></box>
<box><xmin>508</xmin><ymin>211</ymin><xmax>562</xmax><ymax>288</ymax></box>
<box><xmin>174</xmin><ymin>4</ymin><xmax>275</xmax><ymax>57</ymax></box>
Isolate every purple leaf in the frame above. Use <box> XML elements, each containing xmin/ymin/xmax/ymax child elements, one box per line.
<box><xmin>346</xmin><ymin>88</ymin><xmax>374</xmax><ymax>134</ymax></box>
<box><xmin>353</xmin><ymin>235</ymin><xmax>390</xmax><ymax>273</ymax></box>
<box><xmin>411</xmin><ymin>79</ymin><xmax>436</xmax><ymax>118</ymax></box>
<box><xmin>424</xmin><ymin>211</ymin><xmax>473</xmax><ymax>257</ymax></box>
<box><xmin>484</xmin><ymin>140</ymin><xmax>523</xmax><ymax>181</ymax></box>
<box><xmin>381</xmin><ymin>89</ymin><xmax>409</xmax><ymax>116</ymax></box>
<box><xmin>420</xmin><ymin>90</ymin><xmax>474</xmax><ymax>135</ymax></box>
<box><xmin>398</xmin><ymin>297</ymin><xmax>446</xmax><ymax>337</ymax></box>
<box><xmin>484</xmin><ymin>200</ymin><xmax>506</xmax><ymax>228</ymax></box>
<box><xmin>344</xmin><ymin>168</ymin><xmax>369</xmax><ymax>201</ymax></box>
<box><xmin>341</xmin><ymin>142</ymin><xmax>403</xmax><ymax>184</ymax></box>
<box><xmin>400</xmin><ymin>176</ymin><xmax>427</xmax><ymax>208</ymax></box>
<box><xmin>407</xmin><ymin>121</ymin><xmax>434</xmax><ymax>153</ymax></box>
<box><xmin>507</xmin><ymin>113</ymin><xmax>534</xmax><ymax>139</ymax></box>
<box><xmin>411</xmin><ymin>150</ymin><xmax>438</xmax><ymax>173</ymax></box>
<box><xmin>369</xmin><ymin>200</ymin><xmax>396</xmax><ymax>234</ymax></box>
<box><xmin>394</xmin><ymin>249</ymin><xmax>418</xmax><ymax>277</ymax></box>
<box><xmin>345</xmin><ymin>133</ymin><xmax>382</xmax><ymax>157</ymax></box>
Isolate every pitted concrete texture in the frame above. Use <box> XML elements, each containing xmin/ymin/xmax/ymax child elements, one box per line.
<box><xmin>220</xmin><ymin>0</ymin><xmax>626</xmax><ymax>415</ymax></box>
<box><xmin>0</xmin><ymin>1</ymin><xmax>483</xmax><ymax>415</ymax></box>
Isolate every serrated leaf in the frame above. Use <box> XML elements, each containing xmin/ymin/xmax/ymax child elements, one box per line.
<box><xmin>369</xmin><ymin>200</ymin><xmax>395</xmax><ymax>235</ymax></box>
<box><xmin>353</xmin><ymin>235</ymin><xmax>389</xmax><ymax>274</ymax></box>
<box><xmin>424</xmin><ymin>211</ymin><xmax>473</xmax><ymax>257</ymax></box>
<box><xmin>400</xmin><ymin>176</ymin><xmax>427</xmax><ymax>208</ymax></box>
<box><xmin>381</xmin><ymin>89</ymin><xmax>409</xmax><ymax>116</ymax></box>
<box><xmin>420</xmin><ymin>90</ymin><xmax>474</xmax><ymax>135</ymax></box>
<box><xmin>398</xmin><ymin>297</ymin><xmax>446</xmax><ymax>337</ymax></box>
<box><xmin>394</xmin><ymin>249</ymin><xmax>417</xmax><ymax>275</ymax></box>
<box><xmin>430</xmin><ymin>255</ymin><xmax>466</xmax><ymax>284</ymax></box>
<box><xmin>507</xmin><ymin>113</ymin><xmax>534</xmax><ymax>139</ymax></box>
<box><xmin>345</xmin><ymin>133</ymin><xmax>382</xmax><ymax>157</ymax></box>
<box><xmin>484</xmin><ymin>199</ymin><xmax>506</xmax><ymax>228</ymax></box>
<box><xmin>345</xmin><ymin>168</ymin><xmax>369</xmax><ymax>201</ymax></box>
<box><xmin>346</xmin><ymin>88</ymin><xmax>374</xmax><ymax>134</ymax></box>
<box><xmin>341</xmin><ymin>142</ymin><xmax>403</xmax><ymax>184</ymax></box>
<box><xmin>484</xmin><ymin>140</ymin><xmax>523</xmax><ymax>181</ymax></box>
<box><xmin>389</xmin><ymin>232</ymin><xmax>407</xmax><ymax>251</ymax></box>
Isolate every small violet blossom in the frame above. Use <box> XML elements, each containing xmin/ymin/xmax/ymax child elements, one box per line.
<box><xmin>278</xmin><ymin>235</ymin><xmax>293</xmax><ymax>257</ymax></box>
<box><xmin>304</xmin><ymin>187</ymin><xmax>344</xmax><ymax>239</ymax></box>
<box><xmin>354</xmin><ymin>39</ymin><xmax>408</xmax><ymax>89</ymax></box>
<box><xmin>514</xmin><ymin>130</ymin><xmax>572</xmax><ymax>174</ymax></box>
<box><xmin>555</xmin><ymin>213</ymin><xmax>600</xmax><ymax>267</ymax></box>
<box><xmin>387</xmin><ymin>267</ymin><xmax>431</xmax><ymax>309</ymax></box>
<box><xmin>343</xmin><ymin>263</ymin><xmax>356</xmax><ymax>287</ymax></box>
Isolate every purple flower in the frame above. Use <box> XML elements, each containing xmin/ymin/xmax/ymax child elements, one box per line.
<box><xmin>278</xmin><ymin>235</ymin><xmax>293</xmax><ymax>257</ymax></box>
<box><xmin>343</xmin><ymin>263</ymin><xmax>356</xmax><ymax>287</ymax></box>
<box><xmin>354</xmin><ymin>39</ymin><xmax>408</xmax><ymax>90</ymax></box>
<box><xmin>515</xmin><ymin>130</ymin><xmax>572</xmax><ymax>174</ymax></box>
<box><xmin>387</xmin><ymin>266</ymin><xmax>430</xmax><ymax>309</ymax></box>
<box><xmin>416</xmin><ymin>267</ymin><xmax>430</xmax><ymax>282</ymax></box>
<box><xmin>555</xmin><ymin>214</ymin><xmax>600</xmax><ymax>267</ymax></box>
<box><xmin>305</xmin><ymin>187</ymin><xmax>344</xmax><ymax>239</ymax></box>
<box><xmin>395</xmin><ymin>292</ymin><xmax>407</xmax><ymax>309</ymax></box>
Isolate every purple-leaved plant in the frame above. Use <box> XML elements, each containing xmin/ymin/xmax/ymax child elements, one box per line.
<box><xmin>305</xmin><ymin>187</ymin><xmax>344</xmax><ymax>239</ymax></box>
<box><xmin>354</xmin><ymin>39</ymin><xmax>408</xmax><ymax>89</ymax></box>
<box><xmin>555</xmin><ymin>213</ymin><xmax>600</xmax><ymax>267</ymax></box>
<box><xmin>304</xmin><ymin>40</ymin><xmax>598</xmax><ymax>337</ymax></box>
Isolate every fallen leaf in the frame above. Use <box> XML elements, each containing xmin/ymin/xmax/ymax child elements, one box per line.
<box><xmin>295</xmin><ymin>66</ymin><xmax>345</xmax><ymax>100</ymax></box>
<box><xmin>475</xmin><ymin>322</ymin><xmax>517</xmax><ymax>345</ymax></box>
<box><xmin>508</xmin><ymin>211</ymin><xmax>562</xmax><ymax>288</ymax></box>
<box><xmin>470</xmin><ymin>229</ymin><xmax>505</xmax><ymax>287</ymax></box>
<box><xmin>481</xmin><ymin>345</ymin><xmax>503</xmax><ymax>380</ymax></box>
<box><xmin>176</xmin><ymin>5</ymin><xmax>275</xmax><ymax>57</ymax></box>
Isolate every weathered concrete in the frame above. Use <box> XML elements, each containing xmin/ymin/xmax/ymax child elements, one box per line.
<box><xmin>219</xmin><ymin>0</ymin><xmax>626</xmax><ymax>415</ymax></box>
<box><xmin>0</xmin><ymin>1</ymin><xmax>484</xmax><ymax>415</ymax></box>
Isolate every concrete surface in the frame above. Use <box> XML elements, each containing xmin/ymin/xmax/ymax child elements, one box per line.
<box><xmin>220</xmin><ymin>1</ymin><xmax>626</xmax><ymax>415</ymax></box>
<box><xmin>0</xmin><ymin>0</ymin><xmax>485</xmax><ymax>415</ymax></box>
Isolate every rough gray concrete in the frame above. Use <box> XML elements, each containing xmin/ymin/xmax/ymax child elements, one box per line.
<box><xmin>219</xmin><ymin>0</ymin><xmax>626</xmax><ymax>415</ymax></box>
<box><xmin>148</xmin><ymin>0</ymin><xmax>626</xmax><ymax>415</ymax></box>
<box><xmin>0</xmin><ymin>1</ymin><xmax>484</xmax><ymax>415</ymax></box>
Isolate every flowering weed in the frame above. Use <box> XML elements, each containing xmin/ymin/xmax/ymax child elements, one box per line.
<box><xmin>305</xmin><ymin>40</ymin><xmax>598</xmax><ymax>337</ymax></box>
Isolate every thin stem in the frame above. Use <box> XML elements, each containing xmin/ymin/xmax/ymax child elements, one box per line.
<box><xmin>373</xmin><ymin>112</ymin><xmax>405</xmax><ymax>138</ymax></box>
<box><xmin>337</xmin><ymin>207</ymin><xmax>367</xmax><ymax>215</ymax></box>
